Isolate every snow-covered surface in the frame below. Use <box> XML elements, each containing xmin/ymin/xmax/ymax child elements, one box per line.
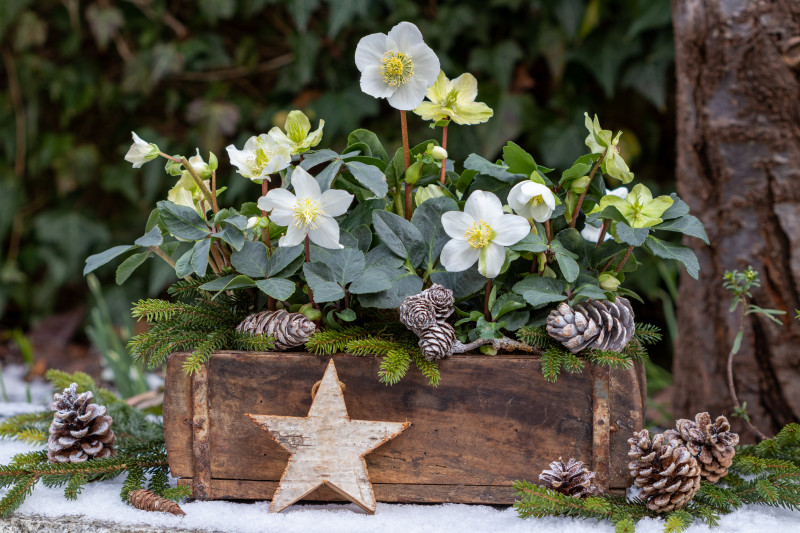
<box><xmin>0</xmin><ymin>364</ymin><xmax>52</xmax><ymax>405</ymax></box>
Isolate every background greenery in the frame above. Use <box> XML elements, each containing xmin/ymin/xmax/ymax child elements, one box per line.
<box><xmin>0</xmin><ymin>0</ymin><xmax>677</xmax><ymax>396</ymax></box>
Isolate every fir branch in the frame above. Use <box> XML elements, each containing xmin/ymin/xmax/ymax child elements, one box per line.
<box><xmin>541</xmin><ymin>346</ymin><xmax>565</xmax><ymax>383</ymax></box>
<box><xmin>584</xmin><ymin>349</ymin><xmax>634</xmax><ymax>370</ymax></box>
<box><xmin>0</xmin><ymin>475</ymin><xmax>38</xmax><ymax>517</ymax></box>
<box><xmin>378</xmin><ymin>349</ymin><xmax>411</xmax><ymax>386</ymax></box>
<box><xmin>516</xmin><ymin>326</ymin><xmax>556</xmax><ymax>349</ymax></box>
<box><xmin>162</xmin><ymin>485</ymin><xmax>193</xmax><ymax>502</ymax></box>
<box><xmin>409</xmin><ymin>350</ymin><xmax>441</xmax><ymax>387</ymax></box>
<box><xmin>230</xmin><ymin>330</ymin><xmax>275</xmax><ymax>352</ymax></box>
<box><xmin>633</xmin><ymin>323</ymin><xmax>662</xmax><ymax>345</ymax></box>
<box><xmin>305</xmin><ymin>326</ymin><xmax>374</xmax><ymax>355</ymax></box>
<box><xmin>64</xmin><ymin>474</ymin><xmax>87</xmax><ymax>500</ymax></box>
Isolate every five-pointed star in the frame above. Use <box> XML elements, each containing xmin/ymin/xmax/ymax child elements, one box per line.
<box><xmin>247</xmin><ymin>359</ymin><xmax>410</xmax><ymax>513</ymax></box>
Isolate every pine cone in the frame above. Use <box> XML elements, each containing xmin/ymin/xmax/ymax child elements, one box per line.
<box><xmin>399</xmin><ymin>295</ymin><xmax>437</xmax><ymax>335</ymax></box>
<box><xmin>546</xmin><ymin>297</ymin><xmax>635</xmax><ymax>353</ymax></box>
<box><xmin>47</xmin><ymin>383</ymin><xmax>116</xmax><ymax>463</ymax></box>
<box><xmin>129</xmin><ymin>489</ymin><xmax>186</xmax><ymax>516</ymax></box>
<box><xmin>418</xmin><ymin>321</ymin><xmax>456</xmax><ymax>361</ymax></box>
<box><xmin>420</xmin><ymin>284</ymin><xmax>455</xmax><ymax>320</ymax></box>
<box><xmin>663</xmin><ymin>413</ymin><xmax>739</xmax><ymax>483</ymax></box>
<box><xmin>539</xmin><ymin>457</ymin><xmax>598</xmax><ymax>498</ymax></box>
<box><xmin>236</xmin><ymin>310</ymin><xmax>316</xmax><ymax>350</ymax></box>
<box><xmin>628</xmin><ymin>429</ymin><xmax>701</xmax><ymax>513</ymax></box>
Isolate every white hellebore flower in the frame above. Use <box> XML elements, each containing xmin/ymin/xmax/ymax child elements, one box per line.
<box><xmin>226</xmin><ymin>133</ymin><xmax>291</xmax><ymax>183</ymax></box>
<box><xmin>124</xmin><ymin>132</ymin><xmax>160</xmax><ymax>168</ymax></box>
<box><xmin>581</xmin><ymin>186</ymin><xmax>629</xmax><ymax>242</ymax></box>
<box><xmin>508</xmin><ymin>181</ymin><xmax>556</xmax><ymax>223</ymax></box>
<box><xmin>355</xmin><ymin>21</ymin><xmax>440</xmax><ymax>110</ymax></box>
<box><xmin>440</xmin><ymin>190</ymin><xmax>529</xmax><ymax>279</ymax></box>
<box><xmin>257</xmin><ymin>167</ymin><xmax>354</xmax><ymax>250</ymax></box>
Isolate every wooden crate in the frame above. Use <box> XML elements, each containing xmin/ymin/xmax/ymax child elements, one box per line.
<box><xmin>164</xmin><ymin>351</ymin><xmax>645</xmax><ymax>505</ymax></box>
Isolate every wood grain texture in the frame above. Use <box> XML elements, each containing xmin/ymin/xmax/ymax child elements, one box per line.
<box><xmin>164</xmin><ymin>351</ymin><xmax>644</xmax><ymax>504</ymax></box>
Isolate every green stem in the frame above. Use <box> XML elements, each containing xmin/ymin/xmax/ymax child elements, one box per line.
<box><xmin>569</xmin><ymin>150</ymin><xmax>606</xmax><ymax>229</ymax></box>
<box><xmin>180</xmin><ymin>157</ymin><xmax>218</xmax><ymax>215</ymax></box>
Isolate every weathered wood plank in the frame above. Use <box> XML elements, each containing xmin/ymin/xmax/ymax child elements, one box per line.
<box><xmin>164</xmin><ymin>354</ymin><xmax>193</xmax><ymax>479</ymax></box>
<box><xmin>164</xmin><ymin>351</ymin><xmax>644</xmax><ymax>503</ymax></box>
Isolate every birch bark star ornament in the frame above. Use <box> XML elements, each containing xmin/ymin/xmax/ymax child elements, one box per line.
<box><xmin>246</xmin><ymin>359</ymin><xmax>410</xmax><ymax>514</ymax></box>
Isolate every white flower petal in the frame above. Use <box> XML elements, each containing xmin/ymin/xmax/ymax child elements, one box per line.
<box><xmin>258</xmin><ymin>188</ymin><xmax>296</xmax><ymax>212</ymax></box>
<box><xmin>479</xmin><ymin>243</ymin><xmax>506</xmax><ymax>278</ymax></box>
<box><xmin>355</xmin><ymin>33</ymin><xmax>387</xmax><ymax>72</ymax></box>
<box><xmin>319</xmin><ymin>189</ymin><xmax>354</xmax><ymax>217</ymax></box>
<box><xmin>308</xmin><ymin>217</ymin><xmax>342</xmax><ymax>249</ymax></box>
<box><xmin>441</xmin><ymin>211</ymin><xmax>474</xmax><ymax>239</ymax></box>
<box><xmin>609</xmin><ymin>186</ymin><xmax>629</xmax><ymax>199</ymax></box>
<box><xmin>464</xmin><ymin>190</ymin><xmax>504</xmax><ymax>226</ymax></box>
<box><xmin>290</xmin><ymin>167</ymin><xmax>321</xmax><ymax>200</ymax></box>
<box><xmin>360</xmin><ymin>65</ymin><xmax>394</xmax><ymax>99</ymax></box>
<box><xmin>440</xmin><ymin>239</ymin><xmax>479</xmax><ymax>272</ymax></box>
<box><xmin>270</xmin><ymin>207</ymin><xmax>294</xmax><ymax>227</ymax></box>
<box><xmin>386</xmin><ymin>21</ymin><xmax>424</xmax><ymax>51</ymax></box>
<box><xmin>491</xmin><ymin>214</ymin><xmax>530</xmax><ymax>246</ymax></box>
<box><xmin>581</xmin><ymin>224</ymin><xmax>603</xmax><ymax>242</ymax></box>
<box><xmin>131</xmin><ymin>132</ymin><xmax>148</xmax><ymax>146</ymax></box>
<box><xmin>387</xmin><ymin>76</ymin><xmax>429</xmax><ymax>110</ymax></box>
<box><xmin>507</xmin><ymin>181</ymin><xmax>531</xmax><ymax>213</ymax></box>
<box><xmin>279</xmin><ymin>224</ymin><xmax>306</xmax><ymax>247</ymax></box>
<box><xmin>529</xmin><ymin>202</ymin><xmax>554</xmax><ymax>223</ymax></box>
<box><xmin>407</xmin><ymin>42</ymin><xmax>440</xmax><ymax>84</ymax></box>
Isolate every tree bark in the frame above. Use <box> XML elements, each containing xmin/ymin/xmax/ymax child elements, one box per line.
<box><xmin>672</xmin><ymin>0</ymin><xmax>800</xmax><ymax>440</ymax></box>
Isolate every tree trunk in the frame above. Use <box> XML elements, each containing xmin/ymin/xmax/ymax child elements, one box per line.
<box><xmin>672</xmin><ymin>0</ymin><xmax>800</xmax><ymax>440</ymax></box>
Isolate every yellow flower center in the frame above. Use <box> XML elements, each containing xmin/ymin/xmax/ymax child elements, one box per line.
<box><xmin>464</xmin><ymin>220</ymin><xmax>495</xmax><ymax>249</ymax></box>
<box><xmin>380</xmin><ymin>51</ymin><xmax>414</xmax><ymax>87</ymax></box>
<box><xmin>292</xmin><ymin>198</ymin><xmax>324</xmax><ymax>230</ymax></box>
<box><xmin>247</xmin><ymin>148</ymin><xmax>271</xmax><ymax>174</ymax></box>
<box><xmin>529</xmin><ymin>194</ymin><xmax>544</xmax><ymax>206</ymax></box>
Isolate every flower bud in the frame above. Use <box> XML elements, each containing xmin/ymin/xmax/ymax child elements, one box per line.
<box><xmin>301</xmin><ymin>307</ymin><xmax>322</xmax><ymax>322</ymax></box>
<box><xmin>415</xmin><ymin>184</ymin><xmax>445</xmax><ymax>206</ymax></box>
<box><xmin>429</xmin><ymin>145</ymin><xmax>448</xmax><ymax>161</ymax></box>
<box><xmin>285</xmin><ymin>110</ymin><xmax>312</xmax><ymax>144</ymax></box>
<box><xmin>404</xmin><ymin>161</ymin><xmax>424</xmax><ymax>185</ymax></box>
<box><xmin>599</xmin><ymin>273</ymin><xmax>621</xmax><ymax>291</ymax></box>
<box><xmin>124</xmin><ymin>132</ymin><xmax>160</xmax><ymax>168</ymax></box>
<box><xmin>569</xmin><ymin>176</ymin><xmax>591</xmax><ymax>193</ymax></box>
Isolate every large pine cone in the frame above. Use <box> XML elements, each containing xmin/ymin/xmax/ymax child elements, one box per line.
<box><xmin>48</xmin><ymin>383</ymin><xmax>116</xmax><ymax>463</ymax></box>
<box><xmin>420</xmin><ymin>284</ymin><xmax>455</xmax><ymax>320</ymax></box>
<box><xmin>418</xmin><ymin>321</ymin><xmax>455</xmax><ymax>361</ymax></box>
<box><xmin>539</xmin><ymin>457</ymin><xmax>598</xmax><ymax>498</ymax></box>
<box><xmin>628</xmin><ymin>429</ymin><xmax>701</xmax><ymax>513</ymax></box>
<box><xmin>236</xmin><ymin>310</ymin><xmax>316</xmax><ymax>350</ymax></box>
<box><xmin>399</xmin><ymin>295</ymin><xmax>437</xmax><ymax>335</ymax></box>
<box><xmin>663</xmin><ymin>413</ymin><xmax>739</xmax><ymax>483</ymax></box>
<box><xmin>546</xmin><ymin>297</ymin><xmax>635</xmax><ymax>353</ymax></box>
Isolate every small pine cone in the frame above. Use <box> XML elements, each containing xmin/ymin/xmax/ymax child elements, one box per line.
<box><xmin>418</xmin><ymin>321</ymin><xmax>456</xmax><ymax>361</ymax></box>
<box><xmin>546</xmin><ymin>297</ymin><xmax>635</xmax><ymax>353</ymax></box>
<box><xmin>129</xmin><ymin>489</ymin><xmax>186</xmax><ymax>516</ymax></box>
<box><xmin>420</xmin><ymin>284</ymin><xmax>455</xmax><ymax>320</ymax></box>
<box><xmin>399</xmin><ymin>295</ymin><xmax>437</xmax><ymax>335</ymax></box>
<box><xmin>663</xmin><ymin>413</ymin><xmax>739</xmax><ymax>483</ymax></box>
<box><xmin>539</xmin><ymin>457</ymin><xmax>598</xmax><ymax>498</ymax></box>
<box><xmin>48</xmin><ymin>383</ymin><xmax>116</xmax><ymax>463</ymax></box>
<box><xmin>628</xmin><ymin>429</ymin><xmax>701</xmax><ymax>513</ymax></box>
<box><xmin>236</xmin><ymin>310</ymin><xmax>316</xmax><ymax>351</ymax></box>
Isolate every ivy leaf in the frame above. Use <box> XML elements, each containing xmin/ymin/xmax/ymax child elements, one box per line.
<box><xmin>255</xmin><ymin>278</ymin><xmax>296</xmax><ymax>300</ymax></box>
<box><xmin>474</xmin><ymin>316</ymin><xmax>504</xmax><ymax>340</ymax></box>
<box><xmin>491</xmin><ymin>293</ymin><xmax>526</xmax><ymax>320</ymax></box>
<box><xmin>372</xmin><ymin>210</ymin><xmax>426</xmax><ymax>267</ymax></box>
<box><xmin>654</xmin><ymin>215</ymin><xmax>709</xmax><ymax>245</ymax></box>
<box><xmin>115</xmin><ymin>251</ymin><xmax>150</xmax><ymax>285</ymax></box>
<box><xmin>157</xmin><ymin>201</ymin><xmax>211</xmax><ymax>241</ymax></box>
<box><xmin>645</xmin><ymin>235</ymin><xmax>700</xmax><ymax>279</ymax></box>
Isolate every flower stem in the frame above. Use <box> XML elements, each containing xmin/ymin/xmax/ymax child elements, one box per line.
<box><xmin>595</xmin><ymin>220</ymin><xmax>609</xmax><ymax>247</ymax></box>
<box><xmin>208</xmin><ymin>243</ymin><xmax>225</xmax><ymax>274</ymax></box>
<box><xmin>439</xmin><ymin>123</ymin><xmax>448</xmax><ymax>185</ymax></box>
<box><xmin>401</xmin><ymin>110</ymin><xmax>412</xmax><ymax>220</ymax></box>
<box><xmin>211</xmin><ymin>170</ymin><xmax>219</xmax><ymax>214</ymax></box>
<box><xmin>569</xmin><ymin>150</ymin><xmax>606</xmax><ymax>229</ymax></box>
<box><xmin>149</xmin><ymin>246</ymin><xmax>176</xmax><ymax>268</ymax></box>
<box><xmin>304</xmin><ymin>235</ymin><xmax>318</xmax><ymax>310</ymax></box>
<box><xmin>614</xmin><ymin>245</ymin><xmax>635</xmax><ymax>273</ymax></box>
<box><xmin>260</xmin><ymin>179</ymin><xmax>271</xmax><ymax>251</ymax></box>
<box><xmin>544</xmin><ymin>220</ymin><xmax>552</xmax><ymax>243</ymax></box>
<box><xmin>180</xmin><ymin>156</ymin><xmax>219</xmax><ymax>215</ymax></box>
<box><xmin>483</xmin><ymin>279</ymin><xmax>492</xmax><ymax>322</ymax></box>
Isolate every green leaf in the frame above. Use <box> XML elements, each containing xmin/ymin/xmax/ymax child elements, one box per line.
<box><xmin>352</xmin><ymin>225</ymin><xmax>372</xmax><ymax>252</ymax></box>
<box><xmin>662</xmin><ymin>193</ymin><xmax>690</xmax><ymax>220</ymax></box>
<box><xmin>348</xmin><ymin>267</ymin><xmax>392</xmax><ymax>294</ymax></box>
<box><xmin>645</xmin><ymin>235</ymin><xmax>700</xmax><ymax>279</ymax></box>
<box><xmin>410</xmin><ymin>196</ymin><xmax>458</xmax><ymax>270</ymax></box>
<box><xmin>555</xmin><ymin>252</ymin><xmax>580</xmax><ymax>283</ymax></box>
<box><xmin>312</xmin><ymin>160</ymin><xmax>342</xmax><ymax>192</ymax></box>
<box><xmin>267</xmin><ymin>245</ymin><xmax>304</xmax><ymax>277</ymax></box>
<box><xmin>84</xmin><ymin>245</ymin><xmax>136</xmax><ymax>275</ymax></box>
<box><xmin>157</xmin><ymin>201</ymin><xmax>211</xmax><ymax>240</ymax></box>
<box><xmin>326</xmin><ymin>247</ymin><xmax>366</xmax><ymax>285</ymax></box>
<box><xmin>521</xmin><ymin>289</ymin><xmax>568</xmax><ymax>308</ymax></box>
<box><xmin>303</xmin><ymin>263</ymin><xmax>345</xmax><ymax>302</ymax></box>
<box><xmin>372</xmin><ymin>210</ymin><xmax>426</xmax><ymax>267</ymax></box>
<box><xmin>175</xmin><ymin>248</ymin><xmax>194</xmax><ymax>278</ymax></box>
<box><xmin>230</xmin><ymin>240</ymin><xmax>269</xmax><ymax>278</ymax></box>
<box><xmin>223</xmin><ymin>214</ymin><xmax>248</xmax><ymax>230</ymax></box>
<box><xmin>502</xmin><ymin>141</ymin><xmax>537</xmax><ymax>176</ymax></box>
<box><xmin>554</xmin><ymin>228</ymin><xmax>585</xmax><ymax>258</ymax></box>
<box><xmin>732</xmin><ymin>330</ymin><xmax>743</xmax><ymax>355</ymax></box>
<box><xmin>616</xmin><ymin>222</ymin><xmax>649</xmax><ymax>246</ymax></box>
<box><xmin>463</xmin><ymin>154</ymin><xmax>525</xmax><ymax>184</ymax></box>
<box><xmin>199</xmin><ymin>274</ymin><xmax>256</xmax><ymax>292</ymax></box>
<box><xmin>299</xmin><ymin>149</ymin><xmax>339</xmax><ymax>169</ymax></box>
<box><xmin>115</xmin><ymin>251</ymin><xmax>150</xmax><ymax>285</ymax></box>
<box><xmin>255</xmin><ymin>278</ymin><xmax>296</xmax><ymax>300</ymax></box>
<box><xmin>134</xmin><ymin>227</ymin><xmax>163</xmax><ymax>247</ymax></box>
<box><xmin>191</xmin><ymin>239</ymin><xmax>211</xmax><ymax>276</ymax></box>
<box><xmin>216</xmin><ymin>226</ymin><xmax>245</xmax><ymax>251</ymax></box>
<box><xmin>344</xmin><ymin>161</ymin><xmax>388</xmax><ymax>198</ymax></box>
<box><xmin>560</xmin><ymin>153</ymin><xmax>600</xmax><ymax>185</ymax></box>
<box><xmin>357</xmin><ymin>270</ymin><xmax>423</xmax><ymax>308</ymax></box>
<box><xmin>474</xmin><ymin>316</ymin><xmax>504</xmax><ymax>340</ymax></box>
<box><xmin>491</xmin><ymin>293</ymin><xmax>526</xmax><ymax>320</ymax></box>
<box><xmin>347</xmin><ymin>129</ymin><xmax>389</xmax><ymax>162</ymax></box>
<box><xmin>430</xmin><ymin>268</ymin><xmax>487</xmax><ymax>299</ymax></box>
<box><xmin>511</xmin><ymin>232</ymin><xmax>549</xmax><ymax>253</ymax></box>
<box><xmin>654</xmin><ymin>215</ymin><xmax>709</xmax><ymax>244</ymax></box>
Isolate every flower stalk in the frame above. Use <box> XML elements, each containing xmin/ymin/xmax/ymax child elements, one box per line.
<box><xmin>483</xmin><ymin>279</ymin><xmax>492</xmax><ymax>322</ymax></box>
<box><xmin>569</xmin><ymin>150</ymin><xmax>605</xmax><ymax>228</ymax></box>
<box><xmin>401</xmin><ymin>110</ymin><xmax>412</xmax><ymax>219</ymax></box>
<box><xmin>439</xmin><ymin>123</ymin><xmax>448</xmax><ymax>185</ymax></box>
<box><xmin>595</xmin><ymin>220</ymin><xmax>609</xmax><ymax>247</ymax></box>
<box><xmin>614</xmin><ymin>245</ymin><xmax>635</xmax><ymax>273</ymax></box>
<box><xmin>180</xmin><ymin>156</ymin><xmax>219</xmax><ymax>215</ymax></box>
<box><xmin>304</xmin><ymin>235</ymin><xmax>318</xmax><ymax>310</ymax></box>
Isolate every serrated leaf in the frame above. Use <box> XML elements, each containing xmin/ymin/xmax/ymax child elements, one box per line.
<box><xmin>348</xmin><ymin>267</ymin><xmax>391</xmax><ymax>294</ymax></box>
<box><xmin>157</xmin><ymin>201</ymin><xmax>211</xmax><ymax>240</ymax></box>
<box><xmin>616</xmin><ymin>222</ymin><xmax>649</xmax><ymax>246</ymax></box>
<box><xmin>115</xmin><ymin>251</ymin><xmax>150</xmax><ymax>285</ymax></box>
<box><xmin>372</xmin><ymin>210</ymin><xmax>426</xmax><ymax>267</ymax></box>
<box><xmin>654</xmin><ymin>215</ymin><xmax>709</xmax><ymax>244</ymax></box>
<box><xmin>230</xmin><ymin>240</ymin><xmax>269</xmax><ymax>278</ymax></box>
<box><xmin>267</xmin><ymin>245</ymin><xmax>304</xmax><ymax>277</ymax></box>
<box><xmin>344</xmin><ymin>161</ymin><xmax>388</xmax><ymax>198</ymax></box>
<box><xmin>255</xmin><ymin>278</ymin><xmax>296</xmax><ymax>300</ymax></box>
<box><xmin>646</xmin><ymin>235</ymin><xmax>700</xmax><ymax>279</ymax></box>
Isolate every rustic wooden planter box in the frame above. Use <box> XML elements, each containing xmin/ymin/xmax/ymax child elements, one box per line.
<box><xmin>164</xmin><ymin>351</ymin><xmax>645</xmax><ymax>505</ymax></box>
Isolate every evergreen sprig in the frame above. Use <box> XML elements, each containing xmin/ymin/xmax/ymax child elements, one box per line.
<box><xmin>514</xmin><ymin>423</ymin><xmax>800</xmax><ymax>532</ymax></box>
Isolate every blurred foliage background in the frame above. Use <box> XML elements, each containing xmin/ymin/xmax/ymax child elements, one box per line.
<box><xmin>0</xmin><ymin>0</ymin><xmax>677</xmax><ymax>407</ymax></box>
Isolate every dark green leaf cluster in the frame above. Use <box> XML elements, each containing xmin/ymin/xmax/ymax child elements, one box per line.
<box><xmin>127</xmin><ymin>282</ymin><xmax>274</xmax><ymax>374</ymax></box>
<box><xmin>306</xmin><ymin>325</ymin><xmax>440</xmax><ymax>386</ymax></box>
<box><xmin>514</xmin><ymin>423</ymin><xmax>800</xmax><ymax>531</ymax></box>
<box><xmin>516</xmin><ymin>323</ymin><xmax>658</xmax><ymax>382</ymax></box>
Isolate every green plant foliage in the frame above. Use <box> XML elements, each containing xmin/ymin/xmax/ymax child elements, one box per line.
<box><xmin>514</xmin><ymin>423</ymin><xmax>800</xmax><ymax>531</ymax></box>
<box><xmin>0</xmin><ymin>370</ymin><xmax>188</xmax><ymax>517</ymax></box>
